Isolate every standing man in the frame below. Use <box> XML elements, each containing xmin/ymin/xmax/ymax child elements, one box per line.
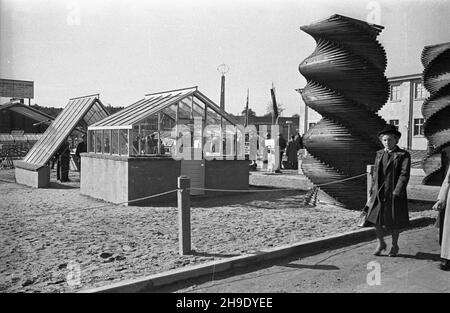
<box><xmin>275</xmin><ymin>133</ymin><xmax>287</xmax><ymax>173</ymax></box>
<box><xmin>75</xmin><ymin>134</ymin><xmax>87</xmax><ymax>172</ymax></box>
<box><xmin>295</xmin><ymin>133</ymin><xmax>303</xmax><ymax>150</ymax></box>
<box><xmin>57</xmin><ymin>141</ymin><xmax>71</xmax><ymax>182</ymax></box>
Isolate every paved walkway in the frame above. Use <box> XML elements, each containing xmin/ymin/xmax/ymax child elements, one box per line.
<box><xmin>170</xmin><ymin>225</ymin><xmax>450</xmax><ymax>293</ymax></box>
<box><xmin>159</xmin><ymin>169</ymin><xmax>445</xmax><ymax>293</ymax></box>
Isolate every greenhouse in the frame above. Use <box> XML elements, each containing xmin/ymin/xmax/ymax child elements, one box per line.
<box><xmin>81</xmin><ymin>87</ymin><xmax>249</xmax><ymax>205</ymax></box>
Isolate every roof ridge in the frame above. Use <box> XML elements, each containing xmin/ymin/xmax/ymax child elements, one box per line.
<box><xmin>145</xmin><ymin>86</ymin><xmax>198</xmax><ymax>97</ymax></box>
<box><xmin>69</xmin><ymin>93</ymin><xmax>100</xmax><ymax>100</ymax></box>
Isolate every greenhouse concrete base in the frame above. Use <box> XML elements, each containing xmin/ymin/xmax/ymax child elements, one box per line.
<box><xmin>14</xmin><ymin>161</ymin><xmax>50</xmax><ymax>188</ymax></box>
<box><xmin>80</xmin><ymin>153</ymin><xmax>249</xmax><ymax>205</ymax></box>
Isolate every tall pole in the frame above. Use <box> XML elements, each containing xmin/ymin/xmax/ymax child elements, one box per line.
<box><xmin>217</xmin><ymin>64</ymin><xmax>230</xmax><ymax>156</ymax></box>
<box><xmin>217</xmin><ymin>64</ymin><xmax>230</xmax><ymax>111</ymax></box>
<box><xmin>220</xmin><ymin>75</ymin><xmax>225</xmax><ymax>111</ymax></box>
<box><xmin>286</xmin><ymin>121</ymin><xmax>293</xmax><ymax>139</ymax></box>
<box><xmin>270</xmin><ymin>82</ymin><xmax>278</xmax><ymax>125</ymax></box>
<box><xmin>245</xmin><ymin>88</ymin><xmax>249</xmax><ymax>127</ymax></box>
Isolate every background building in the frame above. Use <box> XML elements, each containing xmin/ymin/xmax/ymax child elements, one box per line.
<box><xmin>378</xmin><ymin>73</ymin><xmax>429</xmax><ymax>150</ymax></box>
<box><xmin>0</xmin><ymin>99</ymin><xmax>54</xmax><ymax>158</ymax></box>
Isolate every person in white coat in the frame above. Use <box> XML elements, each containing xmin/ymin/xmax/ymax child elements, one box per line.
<box><xmin>433</xmin><ymin>166</ymin><xmax>450</xmax><ymax>271</ymax></box>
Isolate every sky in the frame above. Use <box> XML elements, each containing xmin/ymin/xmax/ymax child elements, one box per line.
<box><xmin>1</xmin><ymin>0</ymin><xmax>450</xmax><ymax>117</ymax></box>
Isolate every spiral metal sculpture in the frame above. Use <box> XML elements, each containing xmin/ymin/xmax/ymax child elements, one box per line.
<box><xmin>298</xmin><ymin>14</ymin><xmax>389</xmax><ymax>210</ymax></box>
<box><xmin>421</xmin><ymin>42</ymin><xmax>450</xmax><ymax>185</ymax></box>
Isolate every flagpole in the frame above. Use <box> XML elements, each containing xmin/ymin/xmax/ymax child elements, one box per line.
<box><xmin>270</xmin><ymin>82</ymin><xmax>278</xmax><ymax>125</ymax></box>
<box><xmin>245</xmin><ymin>88</ymin><xmax>249</xmax><ymax>127</ymax></box>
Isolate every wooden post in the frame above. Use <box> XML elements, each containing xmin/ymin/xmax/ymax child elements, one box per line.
<box><xmin>367</xmin><ymin>164</ymin><xmax>374</xmax><ymax>203</ymax></box>
<box><xmin>178</xmin><ymin>176</ymin><xmax>191</xmax><ymax>255</ymax></box>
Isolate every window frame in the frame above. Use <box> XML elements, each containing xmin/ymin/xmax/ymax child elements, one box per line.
<box><xmin>389</xmin><ymin>119</ymin><xmax>399</xmax><ymax>127</ymax></box>
<box><xmin>414</xmin><ymin>81</ymin><xmax>427</xmax><ymax>100</ymax></box>
<box><xmin>413</xmin><ymin>118</ymin><xmax>425</xmax><ymax>136</ymax></box>
<box><xmin>390</xmin><ymin>83</ymin><xmax>401</xmax><ymax>102</ymax></box>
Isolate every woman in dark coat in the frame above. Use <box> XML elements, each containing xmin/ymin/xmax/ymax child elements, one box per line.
<box><xmin>365</xmin><ymin>124</ymin><xmax>411</xmax><ymax>257</ymax></box>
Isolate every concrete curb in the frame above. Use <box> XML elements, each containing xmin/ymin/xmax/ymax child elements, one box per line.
<box><xmin>79</xmin><ymin>216</ymin><xmax>435</xmax><ymax>293</ymax></box>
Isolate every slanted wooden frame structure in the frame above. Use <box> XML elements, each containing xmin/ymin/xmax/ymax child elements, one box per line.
<box><xmin>15</xmin><ymin>94</ymin><xmax>109</xmax><ymax>187</ymax></box>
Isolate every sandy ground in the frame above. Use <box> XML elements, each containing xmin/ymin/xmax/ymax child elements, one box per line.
<box><xmin>0</xmin><ymin>167</ymin><xmax>437</xmax><ymax>293</ymax></box>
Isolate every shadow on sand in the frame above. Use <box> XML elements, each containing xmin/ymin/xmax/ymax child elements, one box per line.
<box><xmin>44</xmin><ymin>181</ymin><xmax>78</xmax><ymax>189</ymax></box>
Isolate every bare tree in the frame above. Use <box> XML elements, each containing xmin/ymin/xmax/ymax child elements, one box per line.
<box><xmin>264</xmin><ymin>101</ymin><xmax>285</xmax><ymax>117</ymax></box>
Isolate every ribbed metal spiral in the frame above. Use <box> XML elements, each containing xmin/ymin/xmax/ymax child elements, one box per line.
<box><xmin>299</xmin><ymin>14</ymin><xmax>389</xmax><ymax>210</ymax></box>
<box><xmin>421</xmin><ymin>42</ymin><xmax>450</xmax><ymax>185</ymax></box>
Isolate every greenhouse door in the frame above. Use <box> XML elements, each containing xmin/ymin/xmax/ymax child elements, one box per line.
<box><xmin>181</xmin><ymin>160</ymin><xmax>205</xmax><ymax>195</ymax></box>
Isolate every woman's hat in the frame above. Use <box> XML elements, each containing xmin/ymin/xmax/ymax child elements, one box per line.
<box><xmin>377</xmin><ymin>124</ymin><xmax>401</xmax><ymax>139</ymax></box>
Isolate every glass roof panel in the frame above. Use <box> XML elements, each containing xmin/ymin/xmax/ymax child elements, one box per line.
<box><xmin>89</xmin><ymin>87</ymin><xmax>238</xmax><ymax>130</ymax></box>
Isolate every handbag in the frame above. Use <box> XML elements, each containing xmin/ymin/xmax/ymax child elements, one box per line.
<box><xmin>357</xmin><ymin>180</ymin><xmax>386</xmax><ymax>227</ymax></box>
<box><xmin>357</xmin><ymin>206</ymin><xmax>369</xmax><ymax>227</ymax></box>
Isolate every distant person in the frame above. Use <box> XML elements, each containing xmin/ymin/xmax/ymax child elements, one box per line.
<box><xmin>50</xmin><ymin>154</ymin><xmax>57</xmax><ymax>169</ymax></box>
<box><xmin>145</xmin><ymin>134</ymin><xmax>157</xmax><ymax>154</ymax></box>
<box><xmin>436</xmin><ymin>148</ymin><xmax>450</xmax><ymax>251</ymax></box>
<box><xmin>263</xmin><ymin>133</ymin><xmax>270</xmax><ymax>166</ymax></box>
<box><xmin>286</xmin><ymin>135</ymin><xmax>298</xmax><ymax>170</ymax></box>
<box><xmin>364</xmin><ymin>124</ymin><xmax>411</xmax><ymax>257</ymax></box>
<box><xmin>432</xmin><ymin>150</ymin><xmax>450</xmax><ymax>271</ymax></box>
<box><xmin>295</xmin><ymin>133</ymin><xmax>303</xmax><ymax>150</ymax></box>
<box><xmin>275</xmin><ymin>133</ymin><xmax>287</xmax><ymax>173</ymax></box>
<box><xmin>158</xmin><ymin>138</ymin><xmax>165</xmax><ymax>155</ymax></box>
<box><xmin>132</xmin><ymin>136</ymin><xmax>140</xmax><ymax>154</ymax></box>
<box><xmin>56</xmin><ymin>141</ymin><xmax>71</xmax><ymax>182</ymax></box>
<box><xmin>75</xmin><ymin>135</ymin><xmax>87</xmax><ymax>172</ymax></box>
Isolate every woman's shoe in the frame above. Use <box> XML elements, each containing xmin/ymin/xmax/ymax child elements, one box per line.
<box><xmin>440</xmin><ymin>259</ymin><xmax>450</xmax><ymax>271</ymax></box>
<box><xmin>373</xmin><ymin>242</ymin><xmax>387</xmax><ymax>256</ymax></box>
<box><xmin>388</xmin><ymin>245</ymin><xmax>399</xmax><ymax>257</ymax></box>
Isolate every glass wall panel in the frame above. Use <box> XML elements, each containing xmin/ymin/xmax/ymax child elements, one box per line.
<box><xmin>119</xmin><ymin>129</ymin><xmax>128</xmax><ymax>155</ymax></box>
<box><xmin>178</xmin><ymin>97</ymin><xmax>193</xmax><ymax>120</ymax></box>
<box><xmin>88</xmin><ymin>130</ymin><xmax>94</xmax><ymax>153</ymax></box>
<box><xmin>131</xmin><ymin>114</ymin><xmax>161</xmax><ymax>155</ymax></box>
<box><xmin>103</xmin><ymin>130</ymin><xmax>111</xmax><ymax>154</ymax></box>
<box><xmin>192</xmin><ymin>97</ymin><xmax>205</xmax><ymax>119</ymax></box>
<box><xmin>176</xmin><ymin>96</ymin><xmax>205</xmax><ymax>160</ymax></box>
<box><xmin>176</xmin><ymin>98</ymin><xmax>194</xmax><ymax>159</ymax></box>
<box><xmin>111</xmin><ymin>129</ymin><xmax>118</xmax><ymax>155</ymax></box>
<box><xmin>159</xmin><ymin>104</ymin><xmax>177</xmax><ymax>156</ymax></box>
<box><xmin>87</xmin><ymin>95</ymin><xmax>239</xmax><ymax>159</ymax></box>
<box><xmin>204</xmin><ymin>107</ymin><xmax>222</xmax><ymax>158</ymax></box>
<box><xmin>130</xmin><ymin>125</ymin><xmax>141</xmax><ymax>155</ymax></box>
<box><xmin>95</xmin><ymin>130</ymin><xmax>103</xmax><ymax>153</ymax></box>
<box><xmin>223</xmin><ymin>120</ymin><xmax>236</xmax><ymax>159</ymax></box>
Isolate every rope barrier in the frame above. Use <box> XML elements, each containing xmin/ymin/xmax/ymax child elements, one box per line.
<box><xmin>1</xmin><ymin>161</ymin><xmax>423</xmax><ymax>219</ymax></box>
<box><xmin>314</xmin><ymin>173</ymin><xmax>367</xmax><ymax>187</ymax></box>
<box><xmin>188</xmin><ymin>187</ymin><xmax>302</xmax><ymax>193</ymax></box>
<box><xmin>189</xmin><ymin>172</ymin><xmax>368</xmax><ymax>194</ymax></box>
<box><xmin>0</xmin><ymin>178</ymin><xmax>15</xmax><ymax>184</ymax></box>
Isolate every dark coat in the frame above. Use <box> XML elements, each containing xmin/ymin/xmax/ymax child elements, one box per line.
<box><xmin>365</xmin><ymin>146</ymin><xmax>411</xmax><ymax>230</ymax></box>
<box><xmin>286</xmin><ymin>140</ymin><xmax>298</xmax><ymax>163</ymax></box>
<box><xmin>75</xmin><ymin>141</ymin><xmax>87</xmax><ymax>157</ymax></box>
